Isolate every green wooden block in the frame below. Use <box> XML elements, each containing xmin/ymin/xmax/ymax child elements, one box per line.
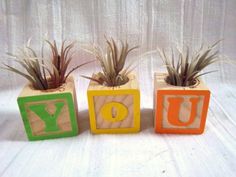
<box><xmin>17</xmin><ymin>77</ymin><xmax>79</xmax><ymax>141</ymax></box>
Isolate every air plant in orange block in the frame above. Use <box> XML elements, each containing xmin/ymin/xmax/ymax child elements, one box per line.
<box><xmin>154</xmin><ymin>41</ymin><xmax>221</xmax><ymax>134</ymax></box>
<box><xmin>1</xmin><ymin>40</ymin><xmax>94</xmax><ymax>140</ymax></box>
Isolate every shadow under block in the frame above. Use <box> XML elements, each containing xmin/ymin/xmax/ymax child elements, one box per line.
<box><xmin>87</xmin><ymin>74</ymin><xmax>140</xmax><ymax>134</ymax></box>
<box><xmin>17</xmin><ymin>76</ymin><xmax>79</xmax><ymax>140</ymax></box>
<box><xmin>154</xmin><ymin>73</ymin><xmax>210</xmax><ymax>134</ymax></box>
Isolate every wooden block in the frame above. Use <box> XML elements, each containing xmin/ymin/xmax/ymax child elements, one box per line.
<box><xmin>87</xmin><ymin>73</ymin><xmax>140</xmax><ymax>134</ymax></box>
<box><xmin>17</xmin><ymin>76</ymin><xmax>79</xmax><ymax>140</ymax></box>
<box><xmin>154</xmin><ymin>73</ymin><xmax>210</xmax><ymax>134</ymax></box>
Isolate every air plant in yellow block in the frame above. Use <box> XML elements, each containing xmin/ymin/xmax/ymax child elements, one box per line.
<box><xmin>82</xmin><ymin>37</ymin><xmax>140</xmax><ymax>134</ymax></box>
<box><xmin>154</xmin><ymin>40</ymin><xmax>221</xmax><ymax>134</ymax></box>
<box><xmin>1</xmin><ymin>40</ymin><xmax>94</xmax><ymax>140</ymax></box>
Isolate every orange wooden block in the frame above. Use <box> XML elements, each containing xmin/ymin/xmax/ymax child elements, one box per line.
<box><xmin>154</xmin><ymin>73</ymin><xmax>210</xmax><ymax>134</ymax></box>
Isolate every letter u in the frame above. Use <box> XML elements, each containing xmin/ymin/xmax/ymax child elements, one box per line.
<box><xmin>167</xmin><ymin>97</ymin><xmax>200</xmax><ymax>126</ymax></box>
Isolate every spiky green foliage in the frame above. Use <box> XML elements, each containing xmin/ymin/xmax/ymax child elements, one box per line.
<box><xmin>2</xmin><ymin>40</ymin><xmax>94</xmax><ymax>90</ymax></box>
<box><xmin>82</xmin><ymin>37</ymin><xmax>138</xmax><ymax>87</ymax></box>
<box><xmin>157</xmin><ymin>41</ymin><xmax>221</xmax><ymax>87</ymax></box>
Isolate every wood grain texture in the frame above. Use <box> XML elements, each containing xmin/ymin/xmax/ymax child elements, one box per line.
<box><xmin>18</xmin><ymin>77</ymin><xmax>76</xmax><ymax>97</ymax></box>
<box><xmin>25</xmin><ymin>99</ymin><xmax>72</xmax><ymax>135</ymax></box>
<box><xmin>154</xmin><ymin>73</ymin><xmax>209</xmax><ymax>91</ymax></box>
<box><xmin>162</xmin><ymin>95</ymin><xmax>204</xmax><ymax>129</ymax></box>
<box><xmin>94</xmin><ymin>95</ymin><xmax>134</xmax><ymax>129</ymax></box>
<box><xmin>87</xmin><ymin>73</ymin><xmax>139</xmax><ymax>91</ymax></box>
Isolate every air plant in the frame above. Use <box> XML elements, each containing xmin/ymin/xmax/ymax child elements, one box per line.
<box><xmin>82</xmin><ymin>37</ymin><xmax>139</xmax><ymax>87</ymax></box>
<box><xmin>2</xmin><ymin>40</ymin><xmax>94</xmax><ymax>90</ymax></box>
<box><xmin>157</xmin><ymin>40</ymin><xmax>221</xmax><ymax>87</ymax></box>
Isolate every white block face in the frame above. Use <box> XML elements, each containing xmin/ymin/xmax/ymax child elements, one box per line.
<box><xmin>161</xmin><ymin>95</ymin><xmax>205</xmax><ymax>129</ymax></box>
<box><xmin>93</xmin><ymin>94</ymin><xmax>134</xmax><ymax>129</ymax></box>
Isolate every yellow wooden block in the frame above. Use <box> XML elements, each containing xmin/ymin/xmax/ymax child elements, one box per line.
<box><xmin>87</xmin><ymin>73</ymin><xmax>140</xmax><ymax>134</ymax></box>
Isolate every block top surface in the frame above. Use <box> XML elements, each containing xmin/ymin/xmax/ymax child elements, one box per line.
<box><xmin>18</xmin><ymin>76</ymin><xmax>75</xmax><ymax>97</ymax></box>
<box><xmin>154</xmin><ymin>73</ymin><xmax>209</xmax><ymax>91</ymax></box>
<box><xmin>88</xmin><ymin>73</ymin><xmax>139</xmax><ymax>91</ymax></box>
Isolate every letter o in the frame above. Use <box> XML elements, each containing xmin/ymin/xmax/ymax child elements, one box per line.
<box><xmin>100</xmin><ymin>102</ymin><xmax>128</xmax><ymax>122</ymax></box>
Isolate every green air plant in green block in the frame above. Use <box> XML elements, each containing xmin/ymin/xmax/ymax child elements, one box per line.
<box><xmin>1</xmin><ymin>40</ymin><xmax>94</xmax><ymax>140</ymax></box>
